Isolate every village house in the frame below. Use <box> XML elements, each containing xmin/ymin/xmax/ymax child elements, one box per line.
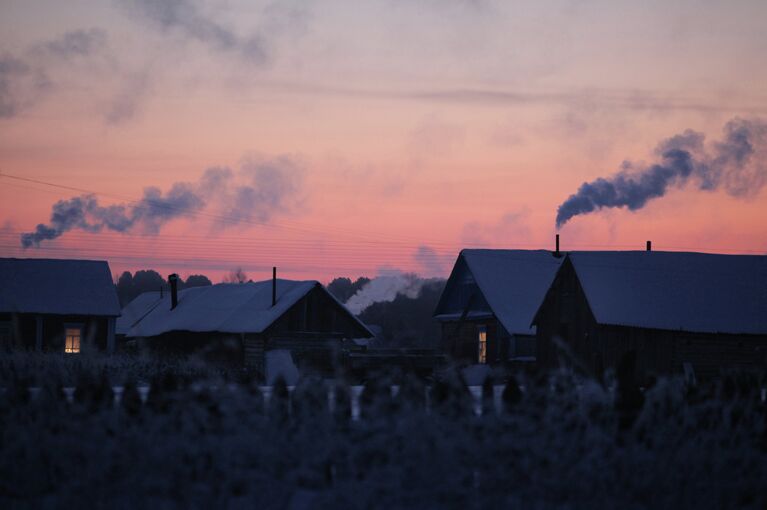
<box><xmin>118</xmin><ymin>271</ymin><xmax>373</xmax><ymax>375</ymax></box>
<box><xmin>433</xmin><ymin>249</ymin><xmax>564</xmax><ymax>366</ymax></box>
<box><xmin>532</xmin><ymin>251</ymin><xmax>767</xmax><ymax>381</ymax></box>
<box><xmin>0</xmin><ymin>258</ymin><xmax>121</xmax><ymax>353</ymax></box>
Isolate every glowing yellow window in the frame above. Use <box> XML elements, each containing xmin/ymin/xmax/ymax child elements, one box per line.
<box><xmin>65</xmin><ymin>327</ymin><xmax>81</xmax><ymax>354</ymax></box>
<box><xmin>478</xmin><ymin>326</ymin><xmax>487</xmax><ymax>364</ymax></box>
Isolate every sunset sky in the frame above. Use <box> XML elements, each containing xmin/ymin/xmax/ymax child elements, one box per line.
<box><xmin>1</xmin><ymin>0</ymin><xmax>766</xmax><ymax>283</ymax></box>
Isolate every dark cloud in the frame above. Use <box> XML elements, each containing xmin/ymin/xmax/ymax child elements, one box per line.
<box><xmin>34</xmin><ymin>28</ymin><xmax>108</xmax><ymax>59</ymax></box>
<box><xmin>556</xmin><ymin>118</ymin><xmax>767</xmax><ymax>228</ymax></box>
<box><xmin>21</xmin><ymin>156</ymin><xmax>305</xmax><ymax>248</ymax></box>
<box><xmin>121</xmin><ymin>0</ymin><xmax>269</xmax><ymax>64</ymax></box>
<box><xmin>0</xmin><ymin>54</ymin><xmax>49</xmax><ymax>118</ymax></box>
<box><xmin>1</xmin><ymin>29</ymin><xmax>108</xmax><ymax>119</ymax></box>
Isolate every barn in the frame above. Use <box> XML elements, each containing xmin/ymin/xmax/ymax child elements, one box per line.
<box><xmin>533</xmin><ymin>251</ymin><xmax>767</xmax><ymax>382</ymax></box>
<box><xmin>433</xmin><ymin>249</ymin><xmax>564</xmax><ymax>366</ymax></box>
<box><xmin>119</xmin><ymin>272</ymin><xmax>373</xmax><ymax>376</ymax></box>
<box><xmin>0</xmin><ymin>258</ymin><xmax>120</xmax><ymax>353</ymax></box>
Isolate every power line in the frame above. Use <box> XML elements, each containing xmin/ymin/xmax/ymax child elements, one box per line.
<box><xmin>2</xmin><ymin>171</ymin><xmax>765</xmax><ymax>268</ymax></box>
<box><xmin>0</xmin><ymin>171</ymin><xmax>456</xmax><ymax>246</ymax></box>
<box><xmin>0</xmin><ymin>228</ymin><xmax>763</xmax><ymax>255</ymax></box>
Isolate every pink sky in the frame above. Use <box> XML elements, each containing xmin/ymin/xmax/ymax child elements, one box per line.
<box><xmin>2</xmin><ymin>0</ymin><xmax>766</xmax><ymax>283</ymax></box>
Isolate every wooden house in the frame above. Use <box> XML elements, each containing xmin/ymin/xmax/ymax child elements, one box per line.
<box><xmin>532</xmin><ymin>251</ymin><xmax>767</xmax><ymax>381</ymax></box>
<box><xmin>119</xmin><ymin>272</ymin><xmax>373</xmax><ymax>375</ymax></box>
<box><xmin>433</xmin><ymin>250</ymin><xmax>564</xmax><ymax>366</ymax></box>
<box><xmin>0</xmin><ymin>258</ymin><xmax>120</xmax><ymax>353</ymax></box>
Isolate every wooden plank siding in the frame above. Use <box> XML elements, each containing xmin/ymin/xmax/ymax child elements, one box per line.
<box><xmin>535</xmin><ymin>257</ymin><xmax>767</xmax><ymax>382</ymax></box>
<box><xmin>435</xmin><ymin>254</ymin><xmax>512</xmax><ymax>366</ymax></box>
<box><xmin>440</xmin><ymin>318</ymin><xmax>508</xmax><ymax>365</ymax></box>
<box><xmin>535</xmin><ymin>258</ymin><xmax>597</xmax><ymax>371</ymax></box>
<box><xmin>243</xmin><ymin>334</ymin><xmax>265</xmax><ymax>374</ymax></box>
<box><xmin>142</xmin><ymin>285</ymin><xmax>370</xmax><ymax>377</ymax></box>
<box><xmin>0</xmin><ymin>312</ymin><xmax>112</xmax><ymax>353</ymax></box>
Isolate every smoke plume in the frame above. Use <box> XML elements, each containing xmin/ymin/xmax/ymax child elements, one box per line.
<box><xmin>345</xmin><ymin>273</ymin><xmax>424</xmax><ymax>315</ymax></box>
<box><xmin>555</xmin><ymin>118</ymin><xmax>767</xmax><ymax>228</ymax></box>
<box><xmin>414</xmin><ymin>245</ymin><xmax>449</xmax><ymax>277</ymax></box>
<box><xmin>21</xmin><ymin>156</ymin><xmax>304</xmax><ymax>248</ymax></box>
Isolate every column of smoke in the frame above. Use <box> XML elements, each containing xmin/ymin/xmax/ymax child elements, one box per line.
<box><xmin>345</xmin><ymin>273</ymin><xmax>424</xmax><ymax>315</ymax></box>
<box><xmin>20</xmin><ymin>156</ymin><xmax>303</xmax><ymax>248</ymax></box>
<box><xmin>555</xmin><ymin>117</ymin><xmax>767</xmax><ymax>228</ymax></box>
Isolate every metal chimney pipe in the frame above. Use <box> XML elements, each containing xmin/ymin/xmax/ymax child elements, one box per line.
<box><xmin>168</xmin><ymin>273</ymin><xmax>179</xmax><ymax>310</ymax></box>
<box><xmin>272</xmin><ymin>267</ymin><xmax>277</xmax><ymax>307</ymax></box>
<box><xmin>554</xmin><ymin>234</ymin><xmax>561</xmax><ymax>257</ymax></box>
<box><xmin>646</xmin><ymin>240</ymin><xmax>652</xmax><ymax>252</ymax></box>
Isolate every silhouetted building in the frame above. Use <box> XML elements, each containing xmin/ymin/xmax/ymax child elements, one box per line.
<box><xmin>0</xmin><ymin>258</ymin><xmax>120</xmax><ymax>353</ymax></box>
<box><xmin>533</xmin><ymin>251</ymin><xmax>767</xmax><ymax>381</ymax></box>
<box><xmin>119</xmin><ymin>276</ymin><xmax>373</xmax><ymax>375</ymax></box>
<box><xmin>434</xmin><ymin>250</ymin><xmax>564</xmax><ymax>366</ymax></box>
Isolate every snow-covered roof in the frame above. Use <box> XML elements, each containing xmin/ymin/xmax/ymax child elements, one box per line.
<box><xmin>124</xmin><ymin>279</ymin><xmax>372</xmax><ymax>337</ymax></box>
<box><xmin>116</xmin><ymin>291</ymin><xmax>163</xmax><ymax>335</ymax></box>
<box><xmin>0</xmin><ymin>258</ymin><xmax>120</xmax><ymax>317</ymax></box>
<box><xmin>568</xmin><ymin>251</ymin><xmax>767</xmax><ymax>335</ymax></box>
<box><xmin>454</xmin><ymin>250</ymin><xmax>565</xmax><ymax>335</ymax></box>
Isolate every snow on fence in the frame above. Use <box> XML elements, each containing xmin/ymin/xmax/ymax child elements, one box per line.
<box><xmin>2</xmin><ymin>353</ymin><xmax>767</xmax><ymax>507</ymax></box>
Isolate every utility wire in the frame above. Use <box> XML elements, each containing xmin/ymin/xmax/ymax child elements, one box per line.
<box><xmin>0</xmin><ymin>171</ymin><xmax>456</xmax><ymax>246</ymax></box>
<box><xmin>2</xmin><ymin>171</ymin><xmax>764</xmax><ymax>265</ymax></box>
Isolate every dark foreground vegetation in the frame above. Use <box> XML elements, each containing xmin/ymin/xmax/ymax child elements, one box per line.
<box><xmin>1</xmin><ymin>354</ymin><xmax>766</xmax><ymax>509</ymax></box>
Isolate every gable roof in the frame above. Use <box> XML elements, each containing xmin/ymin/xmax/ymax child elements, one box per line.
<box><xmin>436</xmin><ymin>249</ymin><xmax>565</xmax><ymax>335</ymax></box>
<box><xmin>116</xmin><ymin>291</ymin><xmax>163</xmax><ymax>335</ymax></box>
<box><xmin>566</xmin><ymin>251</ymin><xmax>767</xmax><ymax>335</ymax></box>
<box><xmin>123</xmin><ymin>279</ymin><xmax>373</xmax><ymax>337</ymax></box>
<box><xmin>0</xmin><ymin>258</ymin><xmax>120</xmax><ymax>317</ymax></box>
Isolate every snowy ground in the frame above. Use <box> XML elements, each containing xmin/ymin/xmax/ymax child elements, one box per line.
<box><xmin>1</xmin><ymin>354</ymin><xmax>766</xmax><ymax>508</ymax></box>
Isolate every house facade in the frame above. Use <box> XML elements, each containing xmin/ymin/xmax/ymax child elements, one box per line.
<box><xmin>433</xmin><ymin>250</ymin><xmax>564</xmax><ymax>366</ymax></box>
<box><xmin>119</xmin><ymin>274</ymin><xmax>373</xmax><ymax>376</ymax></box>
<box><xmin>533</xmin><ymin>252</ymin><xmax>767</xmax><ymax>381</ymax></box>
<box><xmin>0</xmin><ymin>258</ymin><xmax>120</xmax><ymax>353</ymax></box>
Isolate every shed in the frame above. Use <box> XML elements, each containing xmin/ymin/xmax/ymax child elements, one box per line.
<box><xmin>0</xmin><ymin>258</ymin><xmax>121</xmax><ymax>353</ymax></box>
<box><xmin>433</xmin><ymin>249</ymin><xmax>564</xmax><ymax>365</ymax></box>
<box><xmin>533</xmin><ymin>251</ymin><xmax>767</xmax><ymax>381</ymax></box>
<box><xmin>121</xmin><ymin>276</ymin><xmax>373</xmax><ymax>375</ymax></box>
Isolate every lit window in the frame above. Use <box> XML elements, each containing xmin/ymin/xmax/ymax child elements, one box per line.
<box><xmin>478</xmin><ymin>326</ymin><xmax>487</xmax><ymax>364</ymax></box>
<box><xmin>65</xmin><ymin>327</ymin><xmax>81</xmax><ymax>354</ymax></box>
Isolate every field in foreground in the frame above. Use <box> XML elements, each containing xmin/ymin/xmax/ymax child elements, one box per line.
<box><xmin>1</xmin><ymin>354</ymin><xmax>766</xmax><ymax>509</ymax></box>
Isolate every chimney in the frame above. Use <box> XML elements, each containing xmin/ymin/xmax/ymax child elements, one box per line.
<box><xmin>646</xmin><ymin>240</ymin><xmax>652</xmax><ymax>252</ymax></box>
<box><xmin>553</xmin><ymin>234</ymin><xmax>561</xmax><ymax>257</ymax></box>
<box><xmin>168</xmin><ymin>273</ymin><xmax>179</xmax><ymax>310</ymax></box>
<box><xmin>272</xmin><ymin>267</ymin><xmax>277</xmax><ymax>307</ymax></box>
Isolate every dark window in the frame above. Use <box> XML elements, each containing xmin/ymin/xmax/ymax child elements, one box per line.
<box><xmin>0</xmin><ymin>322</ymin><xmax>12</xmax><ymax>349</ymax></box>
